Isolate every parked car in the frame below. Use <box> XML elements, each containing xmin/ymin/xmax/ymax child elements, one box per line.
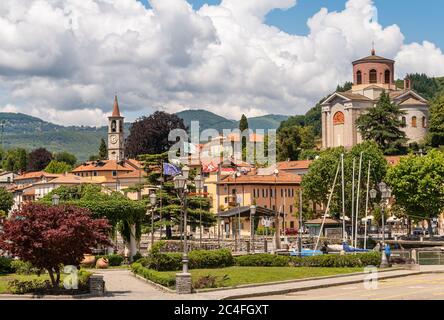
<box><xmin>285</xmin><ymin>228</ymin><xmax>298</xmax><ymax>236</ymax></box>
<box><xmin>413</xmin><ymin>228</ymin><xmax>429</xmax><ymax>236</ymax></box>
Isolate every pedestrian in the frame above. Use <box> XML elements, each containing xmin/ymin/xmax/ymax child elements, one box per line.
<box><xmin>385</xmin><ymin>244</ymin><xmax>391</xmax><ymax>263</ymax></box>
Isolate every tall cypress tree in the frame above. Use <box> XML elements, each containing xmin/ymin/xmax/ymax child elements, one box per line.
<box><xmin>356</xmin><ymin>91</ymin><xmax>407</xmax><ymax>155</ymax></box>
<box><xmin>98</xmin><ymin>138</ymin><xmax>107</xmax><ymax>160</ymax></box>
<box><xmin>239</xmin><ymin>114</ymin><xmax>249</xmax><ymax>132</ymax></box>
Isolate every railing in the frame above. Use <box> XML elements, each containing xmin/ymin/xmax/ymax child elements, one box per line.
<box><xmin>417</xmin><ymin>251</ymin><xmax>444</xmax><ymax>265</ymax></box>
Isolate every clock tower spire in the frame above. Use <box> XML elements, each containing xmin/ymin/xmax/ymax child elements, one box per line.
<box><xmin>108</xmin><ymin>95</ymin><xmax>125</xmax><ymax>161</ymax></box>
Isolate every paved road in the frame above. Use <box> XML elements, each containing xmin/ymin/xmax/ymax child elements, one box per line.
<box><xmin>242</xmin><ymin>273</ymin><xmax>444</xmax><ymax>300</ymax></box>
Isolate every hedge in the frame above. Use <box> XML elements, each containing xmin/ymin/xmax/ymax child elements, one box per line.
<box><xmin>131</xmin><ymin>262</ymin><xmax>176</xmax><ymax>288</ymax></box>
<box><xmin>234</xmin><ymin>254</ymin><xmax>291</xmax><ymax>267</ymax></box>
<box><xmin>95</xmin><ymin>254</ymin><xmax>124</xmax><ymax>267</ymax></box>
<box><xmin>0</xmin><ymin>257</ymin><xmax>13</xmax><ymax>274</ymax></box>
<box><xmin>139</xmin><ymin>249</ymin><xmax>234</xmax><ymax>271</ymax></box>
<box><xmin>234</xmin><ymin>252</ymin><xmax>381</xmax><ymax>268</ymax></box>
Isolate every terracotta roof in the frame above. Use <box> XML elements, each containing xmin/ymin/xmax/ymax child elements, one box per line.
<box><xmin>111</xmin><ymin>95</ymin><xmax>121</xmax><ymax>117</ymax></box>
<box><xmin>277</xmin><ymin>160</ymin><xmax>313</xmax><ymax>171</ymax></box>
<box><xmin>111</xmin><ymin>170</ymin><xmax>147</xmax><ymax>179</ymax></box>
<box><xmin>399</xmin><ymin>97</ymin><xmax>427</xmax><ymax>106</ymax></box>
<box><xmin>352</xmin><ymin>54</ymin><xmax>394</xmax><ymax>65</ymax></box>
<box><xmin>224</xmin><ymin>133</ymin><xmax>264</xmax><ymax>143</ymax></box>
<box><xmin>340</xmin><ymin>92</ymin><xmax>373</xmax><ymax>101</ymax></box>
<box><xmin>219</xmin><ymin>171</ymin><xmax>301</xmax><ymax>185</ymax></box>
<box><xmin>22</xmin><ymin>188</ymin><xmax>36</xmax><ymax>196</ymax></box>
<box><xmin>14</xmin><ymin>171</ymin><xmax>61</xmax><ymax>181</ymax></box>
<box><xmin>72</xmin><ymin>160</ymin><xmax>136</xmax><ymax>173</ymax></box>
<box><xmin>35</xmin><ymin>174</ymin><xmax>105</xmax><ymax>185</ymax></box>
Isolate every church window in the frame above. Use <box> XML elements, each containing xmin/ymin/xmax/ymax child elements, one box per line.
<box><xmin>385</xmin><ymin>70</ymin><xmax>391</xmax><ymax>84</ymax></box>
<box><xmin>119</xmin><ymin>121</ymin><xmax>123</xmax><ymax>132</ymax></box>
<box><xmin>333</xmin><ymin>112</ymin><xmax>345</xmax><ymax>125</ymax></box>
<box><xmin>111</xmin><ymin>120</ymin><xmax>117</xmax><ymax>133</ymax></box>
<box><xmin>412</xmin><ymin>116</ymin><xmax>417</xmax><ymax>128</ymax></box>
<box><xmin>357</xmin><ymin>71</ymin><xmax>362</xmax><ymax>84</ymax></box>
<box><xmin>422</xmin><ymin>117</ymin><xmax>427</xmax><ymax>128</ymax></box>
<box><xmin>369</xmin><ymin>69</ymin><xmax>377</xmax><ymax>83</ymax></box>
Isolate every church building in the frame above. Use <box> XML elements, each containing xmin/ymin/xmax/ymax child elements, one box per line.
<box><xmin>321</xmin><ymin>49</ymin><xmax>429</xmax><ymax>149</ymax></box>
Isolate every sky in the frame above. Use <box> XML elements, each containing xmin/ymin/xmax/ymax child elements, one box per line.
<box><xmin>0</xmin><ymin>0</ymin><xmax>443</xmax><ymax>127</ymax></box>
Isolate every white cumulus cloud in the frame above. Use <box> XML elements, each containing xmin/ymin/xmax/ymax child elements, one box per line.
<box><xmin>0</xmin><ymin>0</ymin><xmax>442</xmax><ymax>127</ymax></box>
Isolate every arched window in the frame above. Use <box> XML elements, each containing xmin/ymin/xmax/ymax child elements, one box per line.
<box><xmin>422</xmin><ymin>117</ymin><xmax>427</xmax><ymax>128</ymax></box>
<box><xmin>111</xmin><ymin>120</ymin><xmax>117</xmax><ymax>133</ymax></box>
<box><xmin>412</xmin><ymin>116</ymin><xmax>417</xmax><ymax>128</ymax></box>
<box><xmin>357</xmin><ymin>71</ymin><xmax>362</xmax><ymax>85</ymax></box>
<box><xmin>333</xmin><ymin>112</ymin><xmax>345</xmax><ymax>125</ymax></box>
<box><xmin>369</xmin><ymin>69</ymin><xmax>377</xmax><ymax>83</ymax></box>
<box><xmin>384</xmin><ymin>70</ymin><xmax>391</xmax><ymax>84</ymax></box>
<box><xmin>401</xmin><ymin>116</ymin><xmax>406</xmax><ymax>126</ymax></box>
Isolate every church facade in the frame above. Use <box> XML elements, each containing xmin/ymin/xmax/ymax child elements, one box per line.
<box><xmin>321</xmin><ymin>49</ymin><xmax>429</xmax><ymax>149</ymax></box>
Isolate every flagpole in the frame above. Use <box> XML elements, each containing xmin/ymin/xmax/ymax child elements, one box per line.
<box><xmin>355</xmin><ymin>152</ymin><xmax>363</xmax><ymax>248</ymax></box>
<box><xmin>351</xmin><ymin>158</ymin><xmax>356</xmax><ymax>246</ymax></box>
<box><xmin>364</xmin><ymin>160</ymin><xmax>371</xmax><ymax>250</ymax></box>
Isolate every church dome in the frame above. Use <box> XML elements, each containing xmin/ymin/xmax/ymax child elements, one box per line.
<box><xmin>352</xmin><ymin>49</ymin><xmax>395</xmax><ymax>87</ymax></box>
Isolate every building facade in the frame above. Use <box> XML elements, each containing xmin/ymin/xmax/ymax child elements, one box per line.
<box><xmin>321</xmin><ymin>49</ymin><xmax>429</xmax><ymax>149</ymax></box>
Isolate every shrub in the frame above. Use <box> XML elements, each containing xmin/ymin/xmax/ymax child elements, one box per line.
<box><xmin>132</xmin><ymin>252</ymin><xmax>143</xmax><ymax>262</ymax></box>
<box><xmin>256</xmin><ymin>226</ymin><xmax>275</xmax><ymax>235</ymax></box>
<box><xmin>0</xmin><ymin>257</ymin><xmax>13</xmax><ymax>274</ymax></box>
<box><xmin>234</xmin><ymin>254</ymin><xmax>291</xmax><ymax>267</ymax></box>
<box><xmin>95</xmin><ymin>254</ymin><xmax>125</xmax><ymax>267</ymax></box>
<box><xmin>192</xmin><ymin>274</ymin><xmax>229</xmax><ymax>290</ymax></box>
<box><xmin>10</xmin><ymin>260</ymin><xmax>41</xmax><ymax>275</ymax></box>
<box><xmin>131</xmin><ymin>262</ymin><xmax>176</xmax><ymax>288</ymax></box>
<box><xmin>8</xmin><ymin>279</ymin><xmax>51</xmax><ymax>294</ymax></box>
<box><xmin>358</xmin><ymin>252</ymin><xmax>381</xmax><ymax>266</ymax></box>
<box><xmin>189</xmin><ymin>249</ymin><xmax>234</xmax><ymax>269</ymax></box>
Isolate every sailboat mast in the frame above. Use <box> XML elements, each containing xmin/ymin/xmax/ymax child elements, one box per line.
<box><xmin>364</xmin><ymin>160</ymin><xmax>371</xmax><ymax>249</ymax></box>
<box><xmin>355</xmin><ymin>152</ymin><xmax>363</xmax><ymax>248</ymax></box>
<box><xmin>351</xmin><ymin>158</ymin><xmax>356</xmax><ymax>245</ymax></box>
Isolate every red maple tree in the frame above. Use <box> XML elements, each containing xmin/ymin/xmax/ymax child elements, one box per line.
<box><xmin>0</xmin><ymin>203</ymin><xmax>112</xmax><ymax>287</ymax></box>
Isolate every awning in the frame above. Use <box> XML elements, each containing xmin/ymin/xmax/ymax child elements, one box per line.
<box><xmin>217</xmin><ymin>206</ymin><xmax>284</xmax><ymax>218</ymax></box>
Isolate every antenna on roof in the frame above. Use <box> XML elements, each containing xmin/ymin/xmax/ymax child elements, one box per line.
<box><xmin>371</xmin><ymin>41</ymin><xmax>376</xmax><ymax>56</ymax></box>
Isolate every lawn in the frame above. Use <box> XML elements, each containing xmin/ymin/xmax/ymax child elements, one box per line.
<box><xmin>0</xmin><ymin>274</ymin><xmax>58</xmax><ymax>294</ymax></box>
<box><xmin>160</xmin><ymin>266</ymin><xmax>363</xmax><ymax>288</ymax></box>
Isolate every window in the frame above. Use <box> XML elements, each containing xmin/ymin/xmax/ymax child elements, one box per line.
<box><xmin>111</xmin><ymin>120</ymin><xmax>117</xmax><ymax>133</ymax></box>
<box><xmin>270</xmin><ymin>189</ymin><xmax>273</xmax><ymax>198</ymax></box>
<box><xmin>224</xmin><ymin>197</ymin><xmax>228</xmax><ymax>204</ymax></box>
<box><xmin>290</xmin><ymin>221</ymin><xmax>295</xmax><ymax>228</ymax></box>
<box><xmin>262</xmin><ymin>189</ymin><xmax>265</xmax><ymax>198</ymax></box>
<box><xmin>112</xmin><ymin>170</ymin><xmax>117</xmax><ymax>177</ymax></box>
<box><xmin>412</xmin><ymin>116</ymin><xmax>417</xmax><ymax>128</ymax></box>
<box><xmin>93</xmin><ymin>171</ymin><xmax>98</xmax><ymax>176</ymax></box>
<box><xmin>272</xmin><ymin>205</ymin><xmax>276</xmax><ymax>211</ymax></box>
<box><xmin>422</xmin><ymin>117</ymin><xmax>427</xmax><ymax>128</ymax></box>
<box><xmin>384</xmin><ymin>70</ymin><xmax>391</xmax><ymax>84</ymax></box>
<box><xmin>289</xmin><ymin>205</ymin><xmax>293</xmax><ymax>213</ymax></box>
<box><xmin>281</xmin><ymin>189</ymin><xmax>283</xmax><ymax>197</ymax></box>
<box><xmin>402</xmin><ymin>116</ymin><xmax>406</xmax><ymax>125</ymax></box>
<box><xmin>356</xmin><ymin>70</ymin><xmax>362</xmax><ymax>84</ymax></box>
<box><xmin>369</xmin><ymin>69</ymin><xmax>377</xmax><ymax>83</ymax></box>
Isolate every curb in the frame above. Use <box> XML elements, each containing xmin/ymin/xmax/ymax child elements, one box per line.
<box><xmin>193</xmin><ymin>267</ymin><xmax>405</xmax><ymax>294</ymax></box>
<box><xmin>220</xmin><ymin>270</ymin><xmax>444</xmax><ymax>300</ymax></box>
<box><xmin>132</xmin><ymin>273</ymin><xmax>176</xmax><ymax>294</ymax></box>
<box><xmin>0</xmin><ymin>293</ymin><xmax>97</xmax><ymax>300</ymax></box>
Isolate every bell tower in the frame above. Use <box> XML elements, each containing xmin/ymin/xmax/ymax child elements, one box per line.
<box><xmin>108</xmin><ymin>95</ymin><xmax>125</xmax><ymax>161</ymax></box>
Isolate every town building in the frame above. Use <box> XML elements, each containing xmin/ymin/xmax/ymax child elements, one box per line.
<box><xmin>71</xmin><ymin>96</ymin><xmax>146</xmax><ymax>191</ymax></box>
<box><xmin>321</xmin><ymin>49</ymin><xmax>429</xmax><ymax>149</ymax></box>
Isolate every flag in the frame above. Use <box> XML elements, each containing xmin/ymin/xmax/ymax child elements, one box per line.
<box><xmin>163</xmin><ymin>163</ymin><xmax>181</xmax><ymax>176</ymax></box>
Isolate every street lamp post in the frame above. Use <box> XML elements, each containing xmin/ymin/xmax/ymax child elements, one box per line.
<box><xmin>250</xmin><ymin>205</ymin><xmax>256</xmax><ymax>253</ymax></box>
<box><xmin>52</xmin><ymin>194</ymin><xmax>60</xmax><ymax>206</ymax></box>
<box><xmin>149</xmin><ymin>192</ymin><xmax>157</xmax><ymax>249</ymax></box>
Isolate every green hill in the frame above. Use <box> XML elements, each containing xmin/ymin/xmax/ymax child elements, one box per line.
<box><xmin>0</xmin><ymin>110</ymin><xmax>289</xmax><ymax>161</ymax></box>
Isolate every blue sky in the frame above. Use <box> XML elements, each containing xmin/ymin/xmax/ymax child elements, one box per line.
<box><xmin>139</xmin><ymin>0</ymin><xmax>444</xmax><ymax>48</ymax></box>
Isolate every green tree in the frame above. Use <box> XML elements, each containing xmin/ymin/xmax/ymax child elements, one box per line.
<box><xmin>0</xmin><ymin>187</ymin><xmax>13</xmax><ymax>213</ymax></box>
<box><xmin>336</xmin><ymin>82</ymin><xmax>353</xmax><ymax>92</ymax></box>
<box><xmin>54</xmin><ymin>151</ymin><xmax>77</xmax><ymax>166</ymax></box>
<box><xmin>1</xmin><ymin>148</ymin><xmax>28</xmax><ymax>173</ymax></box>
<box><xmin>356</xmin><ymin>91</ymin><xmax>407</xmax><ymax>155</ymax></box>
<box><xmin>277</xmin><ymin>126</ymin><xmax>315</xmax><ymax>161</ymax></box>
<box><xmin>302</xmin><ymin>141</ymin><xmax>387</xmax><ymax>217</ymax></box>
<box><xmin>44</xmin><ymin>160</ymin><xmax>72</xmax><ymax>174</ymax></box>
<box><xmin>386</xmin><ymin>150</ymin><xmax>444</xmax><ymax>236</ymax></box>
<box><xmin>239</xmin><ymin>114</ymin><xmax>249</xmax><ymax>131</ymax></box>
<box><xmin>98</xmin><ymin>138</ymin><xmax>108</xmax><ymax>160</ymax></box>
<box><xmin>28</xmin><ymin>148</ymin><xmax>52</xmax><ymax>171</ymax></box>
<box><xmin>428</xmin><ymin>93</ymin><xmax>444</xmax><ymax>147</ymax></box>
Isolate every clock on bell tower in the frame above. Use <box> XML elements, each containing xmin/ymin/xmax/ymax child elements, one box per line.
<box><xmin>108</xmin><ymin>95</ymin><xmax>125</xmax><ymax>161</ymax></box>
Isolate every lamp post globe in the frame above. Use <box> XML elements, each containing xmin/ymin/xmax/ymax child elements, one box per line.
<box><xmin>173</xmin><ymin>175</ymin><xmax>186</xmax><ymax>191</ymax></box>
<box><xmin>149</xmin><ymin>192</ymin><xmax>157</xmax><ymax>206</ymax></box>
<box><xmin>182</xmin><ymin>165</ymin><xmax>190</xmax><ymax>179</ymax></box>
<box><xmin>378</xmin><ymin>182</ymin><xmax>387</xmax><ymax>193</ymax></box>
<box><xmin>370</xmin><ymin>189</ymin><xmax>377</xmax><ymax>200</ymax></box>
<box><xmin>194</xmin><ymin>175</ymin><xmax>204</xmax><ymax>191</ymax></box>
<box><xmin>52</xmin><ymin>194</ymin><xmax>60</xmax><ymax>206</ymax></box>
